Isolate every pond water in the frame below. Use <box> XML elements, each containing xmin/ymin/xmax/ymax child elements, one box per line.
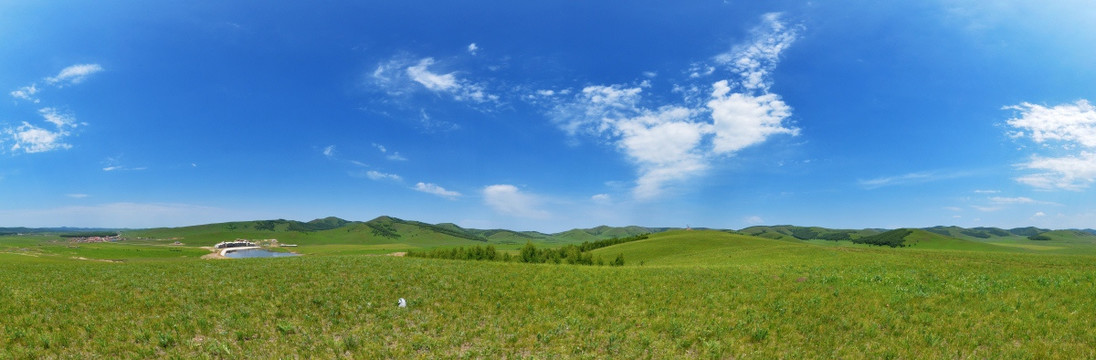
<box><xmin>223</xmin><ymin>248</ymin><xmax>300</xmax><ymax>258</ymax></box>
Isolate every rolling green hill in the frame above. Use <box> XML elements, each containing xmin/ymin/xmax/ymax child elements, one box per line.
<box><xmin>123</xmin><ymin>216</ymin><xmax>667</xmax><ymax>255</ymax></box>
<box><xmin>738</xmin><ymin>225</ymin><xmax>880</xmax><ymax>241</ymax></box>
<box><xmin>901</xmin><ymin>229</ymin><xmax>1011</xmax><ymax>251</ymax></box>
<box><xmin>588</xmin><ymin>230</ymin><xmax>842</xmax><ymax>266</ymax></box>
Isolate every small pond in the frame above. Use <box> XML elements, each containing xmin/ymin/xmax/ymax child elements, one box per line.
<box><xmin>224</xmin><ymin>248</ymin><xmax>300</xmax><ymax>258</ymax></box>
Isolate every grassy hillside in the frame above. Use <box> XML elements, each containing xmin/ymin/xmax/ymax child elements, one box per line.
<box><xmin>588</xmin><ymin>230</ymin><xmax>846</xmax><ymax>266</ymax></box>
<box><xmin>739</xmin><ymin>225</ymin><xmax>880</xmax><ymax>241</ymax></box>
<box><xmin>6</xmin><ymin>230</ymin><xmax>1096</xmax><ymax>358</ymax></box>
<box><xmin>902</xmin><ymin>229</ymin><xmax>1011</xmax><ymax>251</ymax></box>
<box><xmin>125</xmin><ymin>216</ymin><xmax>663</xmax><ymax>255</ymax></box>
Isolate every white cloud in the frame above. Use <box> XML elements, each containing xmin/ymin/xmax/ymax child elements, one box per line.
<box><xmin>66</xmin><ymin>193</ymin><xmax>89</xmax><ymax>199</ymax></box>
<box><xmin>1006</xmin><ymin>100</ymin><xmax>1096</xmax><ymax>147</ymax></box>
<box><xmin>6</xmin><ymin>122</ymin><xmax>70</xmax><ymax>153</ymax></box>
<box><xmin>546</xmin><ymin>14</ymin><xmax>800</xmax><ymax>199</ymax></box>
<box><xmin>1015</xmin><ymin>152</ymin><xmax>1096</xmax><ymax>190</ymax></box>
<box><xmin>744</xmin><ymin>215</ymin><xmax>765</xmax><ymax>225</ymax></box>
<box><xmin>714</xmin><ymin>13</ymin><xmax>800</xmax><ymax>91</ymax></box>
<box><xmin>406</xmin><ymin>57</ymin><xmax>495</xmax><ymax>103</ymax></box>
<box><xmin>4</xmin><ymin>64</ymin><xmax>101</xmax><ymax>154</ymax></box>
<box><xmin>372</xmin><ymin>143</ymin><xmax>408</xmax><ymax>161</ymax></box>
<box><xmin>45</xmin><ymin>64</ymin><xmax>103</xmax><ymax>86</ymax></box>
<box><xmin>10</xmin><ymin>84</ymin><xmax>39</xmax><ymax>103</ymax></box>
<box><xmin>406</xmin><ymin>58</ymin><xmax>459</xmax><ymax>92</ymax></box>
<box><xmin>414</xmin><ymin>182</ymin><xmax>461</xmax><ymax>199</ymax></box>
<box><xmin>591</xmin><ymin>193</ymin><xmax>611</xmax><ymax>203</ymax></box>
<box><xmin>988</xmin><ymin>196</ymin><xmax>1055</xmax><ymax>205</ymax></box>
<box><xmin>366</xmin><ymin>170</ymin><xmax>402</xmax><ymax>182</ymax></box>
<box><xmin>707</xmin><ymin>80</ymin><xmax>797</xmax><ymax>154</ymax></box>
<box><xmin>372</xmin><ymin>56</ymin><xmax>496</xmax><ymax>105</ymax></box>
<box><xmin>1007</xmin><ymin>100</ymin><xmax>1096</xmax><ymax>190</ymax></box>
<box><xmin>1034</xmin><ymin>211</ymin><xmax>1047</xmax><ymax>217</ymax></box>
<box><xmin>859</xmin><ymin>170</ymin><xmax>972</xmax><ymax>189</ymax></box>
<box><xmin>482</xmin><ymin>184</ymin><xmax>550</xmax><ymax>219</ymax></box>
<box><xmin>5</xmin><ymin>109</ymin><xmax>80</xmax><ymax>154</ymax></box>
<box><xmin>973</xmin><ymin>189</ymin><xmax>1000</xmax><ymax>194</ymax></box>
<box><xmin>323</xmin><ymin>145</ymin><xmax>336</xmax><ymax>158</ymax></box>
<box><xmin>467</xmin><ymin>43</ymin><xmax>479</xmax><ymax>55</ymax></box>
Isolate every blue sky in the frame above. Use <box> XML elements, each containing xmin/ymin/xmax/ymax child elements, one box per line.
<box><xmin>3</xmin><ymin>1</ymin><xmax>1096</xmax><ymax>231</ymax></box>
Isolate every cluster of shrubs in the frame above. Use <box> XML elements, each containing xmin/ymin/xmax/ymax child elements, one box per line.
<box><xmin>851</xmin><ymin>229</ymin><xmax>911</xmax><ymax>248</ymax></box>
<box><xmin>407</xmin><ymin>234</ymin><xmax>647</xmax><ymax>267</ymax></box>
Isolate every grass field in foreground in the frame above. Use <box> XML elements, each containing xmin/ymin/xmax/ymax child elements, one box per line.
<box><xmin>3</xmin><ymin>230</ymin><xmax>1096</xmax><ymax>358</ymax></box>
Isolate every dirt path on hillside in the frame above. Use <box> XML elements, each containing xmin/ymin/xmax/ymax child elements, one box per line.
<box><xmin>200</xmin><ymin>247</ymin><xmax>226</xmax><ymax>259</ymax></box>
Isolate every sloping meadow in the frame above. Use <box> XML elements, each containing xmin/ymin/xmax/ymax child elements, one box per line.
<box><xmin>3</xmin><ymin>234</ymin><xmax>1096</xmax><ymax>358</ymax></box>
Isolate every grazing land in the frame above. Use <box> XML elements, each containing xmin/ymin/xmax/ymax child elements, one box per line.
<box><xmin>3</xmin><ymin>222</ymin><xmax>1096</xmax><ymax>358</ymax></box>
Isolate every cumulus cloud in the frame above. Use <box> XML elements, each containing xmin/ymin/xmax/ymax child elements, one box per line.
<box><xmin>5</xmin><ymin>108</ymin><xmax>80</xmax><ymax>154</ymax></box>
<box><xmin>414</xmin><ymin>182</ymin><xmax>461</xmax><ymax>199</ymax></box>
<box><xmin>707</xmin><ymin>80</ymin><xmax>797</xmax><ymax>154</ymax></box>
<box><xmin>1006</xmin><ymin>99</ymin><xmax>1096</xmax><ymax>190</ymax></box>
<box><xmin>482</xmin><ymin>184</ymin><xmax>550</xmax><ymax>218</ymax></box>
<box><xmin>467</xmin><ymin>43</ymin><xmax>479</xmax><ymax>55</ymax></box>
<box><xmin>45</xmin><ymin>64</ymin><xmax>104</xmax><ymax>86</ymax></box>
<box><xmin>547</xmin><ymin>13</ymin><xmax>800</xmax><ymax>199</ymax></box>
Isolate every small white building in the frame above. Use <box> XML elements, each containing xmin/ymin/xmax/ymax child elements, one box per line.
<box><xmin>214</xmin><ymin>239</ymin><xmax>256</xmax><ymax>249</ymax></box>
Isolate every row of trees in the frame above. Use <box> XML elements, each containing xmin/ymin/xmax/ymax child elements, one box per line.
<box><xmin>407</xmin><ymin>244</ymin><xmax>507</xmax><ymax>262</ymax></box>
<box><xmin>518</xmin><ymin>242</ymin><xmax>624</xmax><ymax>266</ymax></box>
<box><xmin>407</xmin><ymin>234</ymin><xmax>648</xmax><ymax>267</ymax></box>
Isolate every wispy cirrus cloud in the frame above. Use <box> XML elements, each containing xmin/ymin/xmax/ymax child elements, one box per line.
<box><xmin>45</xmin><ymin>64</ymin><xmax>104</xmax><ymax>87</ymax></box>
<box><xmin>10</xmin><ymin>84</ymin><xmax>40</xmax><ymax>103</ymax></box>
<box><xmin>366</xmin><ymin>170</ymin><xmax>402</xmax><ymax>182</ymax></box>
<box><xmin>372</xmin><ymin>143</ymin><xmax>408</xmax><ymax>161</ymax></box>
<box><xmin>859</xmin><ymin>170</ymin><xmax>972</xmax><ymax>189</ymax></box>
<box><xmin>371</xmin><ymin>55</ymin><xmax>497</xmax><ymax>104</ymax></box>
<box><xmin>1006</xmin><ymin>99</ymin><xmax>1096</xmax><ymax>190</ymax></box>
<box><xmin>547</xmin><ymin>13</ymin><xmax>801</xmax><ymax>199</ymax></box>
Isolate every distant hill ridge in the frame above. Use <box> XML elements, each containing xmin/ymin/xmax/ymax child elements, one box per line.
<box><xmin>11</xmin><ymin>218</ymin><xmax>1096</xmax><ymax>249</ymax></box>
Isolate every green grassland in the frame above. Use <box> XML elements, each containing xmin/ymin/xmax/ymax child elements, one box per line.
<box><xmin>4</xmin><ymin>226</ymin><xmax>1096</xmax><ymax>358</ymax></box>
